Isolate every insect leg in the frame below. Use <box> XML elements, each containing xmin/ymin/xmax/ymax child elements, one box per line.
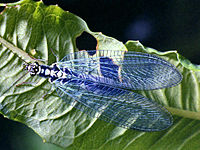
<box><xmin>1</xmin><ymin>72</ymin><xmax>29</xmax><ymax>96</ymax></box>
<box><xmin>50</xmin><ymin>48</ymin><xmax>59</xmax><ymax>62</ymax></box>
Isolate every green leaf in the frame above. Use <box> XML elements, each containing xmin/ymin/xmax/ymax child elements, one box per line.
<box><xmin>0</xmin><ymin>0</ymin><xmax>200</xmax><ymax>150</ymax></box>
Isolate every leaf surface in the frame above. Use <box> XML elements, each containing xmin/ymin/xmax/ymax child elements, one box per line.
<box><xmin>0</xmin><ymin>0</ymin><xmax>200</xmax><ymax>149</ymax></box>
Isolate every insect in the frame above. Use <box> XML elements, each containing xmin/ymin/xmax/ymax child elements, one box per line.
<box><xmin>24</xmin><ymin>50</ymin><xmax>182</xmax><ymax>131</ymax></box>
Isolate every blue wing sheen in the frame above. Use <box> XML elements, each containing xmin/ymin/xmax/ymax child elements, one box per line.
<box><xmin>57</xmin><ymin>50</ymin><xmax>182</xmax><ymax>90</ymax></box>
<box><xmin>54</xmin><ymin>78</ymin><xmax>172</xmax><ymax>131</ymax></box>
<box><xmin>52</xmin><ymin>50</ymin><xmax>181</xmax><ymax>131</ymax></box>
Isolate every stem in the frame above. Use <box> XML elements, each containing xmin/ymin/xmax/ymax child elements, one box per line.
<box><xmin>0</xmin><ymin>36</ymin><xmax>43</xmax><ymax>64</ymax></box>
<box><xmin>166</xmin><ymin>106</ymin><xmax>200</xmax><ymax>120</ymax></box>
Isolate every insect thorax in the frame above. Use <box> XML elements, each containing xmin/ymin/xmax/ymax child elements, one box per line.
<box><xmin>25</xmin><ymin>62</ymin><xmax>68</xmax><ymax>83</ymax></box>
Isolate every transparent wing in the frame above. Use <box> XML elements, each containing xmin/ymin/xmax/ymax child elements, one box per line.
<box><xmin>57</xmin><ymin>50</ymin><xmax>182</xmax><ymax>90</ymax></box>
<box><xmin>54</xmin><ymin>78</ymin><xmax>172</xmax><ymax>131</ymax></box>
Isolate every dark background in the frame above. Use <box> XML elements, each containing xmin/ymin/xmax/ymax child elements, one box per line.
<box><xmin>1</xmin><ymin>0</ymin><xmax>200</xmax><ymax>150</ymax></box>
<box><xmin>43</xmin><ymin>0</ymin><xmax>200</xmax><ymax>64</ymax></box>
